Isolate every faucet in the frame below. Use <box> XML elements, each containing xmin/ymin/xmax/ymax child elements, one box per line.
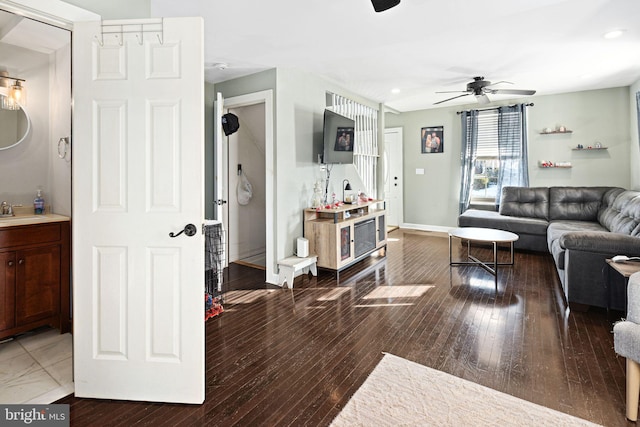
<box><xmin>1</xmin><ymin>201</ymin><xmax>13</xmax><ymax>216</ymax></box>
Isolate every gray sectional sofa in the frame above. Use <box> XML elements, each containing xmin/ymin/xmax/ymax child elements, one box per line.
<box><xmin>458</xmin><ymin>186</ymin><xmax>640</xmax><ymax>311</ymax></box>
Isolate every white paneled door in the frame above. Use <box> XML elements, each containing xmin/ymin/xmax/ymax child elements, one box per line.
<box><xmin>72</xmin><ymin>18</ymin><xmax>205</xmax><ymax>403</ymax></box>
<box><xmin>384</xmin><ymin>128</ymin><xmax>403</xmax><ymax>227</ymax></box>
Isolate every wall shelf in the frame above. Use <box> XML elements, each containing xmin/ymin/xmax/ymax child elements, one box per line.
<box><xmin>540</xmin><ymin>130</ymin><xmax>572</xmax><ymax>135</ymax></box>
<box><xmin>571</xmin><ymin>147</ymin><xmax>607</xmax><ymax>151</ymax></box>
<box><xmin>538</xmin><ymin>160</ymin><xmax>572</xmax><ymax>168</ymax></box>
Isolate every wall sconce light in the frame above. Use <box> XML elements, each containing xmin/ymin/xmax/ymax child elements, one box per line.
<box><xmin>343</xmin><ymin>179</ymin><xmax>352</xmax><ymax>203</ymax></box>
<box><xmin>9</xmin><ymin>80</ymin><xmax>25</xmax><ymax>104</ymax></box>
<box><xmin>0</xmin><ymin>72</ymin><xmax>26</xmax><ymax>111</ymax></box>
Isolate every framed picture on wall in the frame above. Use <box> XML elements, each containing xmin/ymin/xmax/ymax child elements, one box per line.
<box><xmin>421</xmin><ymin>126</ymin><xmax>444</xmax><ymax>153</ymax></box>
<box><xmin>334</xmin><ymin>127</ymin><xmax>354</xmax><ymax>151</ymax></box>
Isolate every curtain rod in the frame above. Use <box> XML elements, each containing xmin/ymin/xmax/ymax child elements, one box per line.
<box><xmin>456</xmin><ymin>102</ymin><xmax>534</xmax><ymax>115</ymax></box>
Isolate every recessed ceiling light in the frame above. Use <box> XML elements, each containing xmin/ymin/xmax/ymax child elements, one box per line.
<box><xmin>603</xmin><ymin>29</ymin><xmax>626</xmax><ymax>39</ymax></box>
<box><xmin>391</xmin><ymin>88</ymin><xmax>400</xmax><ymax>94</ymax></box>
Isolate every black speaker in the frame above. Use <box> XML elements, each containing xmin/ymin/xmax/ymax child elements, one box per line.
<box><xmin>371</xmin><ymin>0</ymin><xmax>400</xmax><ymax>12</ymax></box>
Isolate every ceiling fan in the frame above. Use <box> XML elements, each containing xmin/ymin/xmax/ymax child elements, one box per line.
<box><xmin>434</xmin><ymin>76</ymin><xmax>536</xmax><ymax>105</ymax></box>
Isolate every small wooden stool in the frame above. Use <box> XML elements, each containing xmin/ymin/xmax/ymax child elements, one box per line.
<box><xmin>277</xmin><ymin>255</ymin><xmax>318</xmax><ymax>288</ymax></box>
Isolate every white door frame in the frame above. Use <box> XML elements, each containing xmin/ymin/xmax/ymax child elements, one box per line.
<box><xmin>384</xmin><ymin>127</ymin><xmax>404</xmax><ymax>227</ymax></box>
<box><xmin>221</xmin><ymin>90</ymin><xmax>276</xmax><ymax>284</ymax></box>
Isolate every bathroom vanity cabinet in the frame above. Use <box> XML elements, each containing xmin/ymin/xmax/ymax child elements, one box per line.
<box><xmin>0</xmin><ymin>218</ymin><xmax>70</xmax><ymax>340</ymax></box>
<box><xmin>304</xmin><ymin>201</ymin><xmax>387</xmax><ymax>271</ymax></box>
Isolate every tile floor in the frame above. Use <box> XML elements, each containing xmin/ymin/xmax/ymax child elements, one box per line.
<box><xmin>0</xmin><ymin>327</ymin><xmax>73</xmax><ymax>404</ymax></box>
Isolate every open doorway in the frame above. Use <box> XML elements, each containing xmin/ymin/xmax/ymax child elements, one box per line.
<box><xmin>0</xmin><ymin>7</ymin><xmax>73</xmax><ymax>404</ymax></box>
<box><xmin>216</xmin><ymin>90</ymin><xmax>275</xmax><ymax>284</ymax></box>
<box><xmin>227</xmin><ymin>103</ymin><xmax>267</xmax><ymax>269</ymax></box>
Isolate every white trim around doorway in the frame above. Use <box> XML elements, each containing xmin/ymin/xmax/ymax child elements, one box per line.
<box><xmin>222</xmin><ymin>90</ymin><xmax>276</xmax><ymax>284</ymax></box>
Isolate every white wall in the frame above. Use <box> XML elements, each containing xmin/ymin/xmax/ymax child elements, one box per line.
<box><xmin>385</xmin><ymin>87</ymin><xmax>634</xmax><ymax>229</ymax></box>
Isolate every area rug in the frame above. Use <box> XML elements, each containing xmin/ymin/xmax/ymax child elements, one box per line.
<box><xmin>330</xmin><ymin>353</ymin><xmax>601</xmax><ymax>426</ymax></box>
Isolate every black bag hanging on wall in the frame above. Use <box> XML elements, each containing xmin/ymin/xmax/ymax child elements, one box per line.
<box><xmin>222</xmin><ymin>113</ymin><xmax>240</xmax><ymax>136</ymax></box>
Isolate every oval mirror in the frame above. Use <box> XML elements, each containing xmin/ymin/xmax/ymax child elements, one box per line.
<box><xmin>0</xmin><ymin>104</ymin><xmax>31</xmax><ymax>150</ymax></box>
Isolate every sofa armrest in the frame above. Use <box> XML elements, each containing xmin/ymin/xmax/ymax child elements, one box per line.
<box><xmin>560</xmin><ymin>231</ymin><xmax>640</xmax><ymax>255</ymax></box>
<box><xmin>627</xmin><ymin>273</ymin><xmax>640</xmax><ymax>323</ymax></box>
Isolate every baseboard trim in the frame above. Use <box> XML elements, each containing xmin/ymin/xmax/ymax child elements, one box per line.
<box><xmin>400</xmin><ymin>223</ymin><xmax>456</xmax><ymax>233</ymax></box>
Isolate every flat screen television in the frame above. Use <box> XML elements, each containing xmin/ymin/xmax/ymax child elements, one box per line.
<box><xmin>322</xmin><ymin>109</ymin><xmax>355</xmax><ymax>164</ymax></box>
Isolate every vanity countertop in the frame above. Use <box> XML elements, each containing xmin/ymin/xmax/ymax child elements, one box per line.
<box><xmin>0</xmin><ymin>213</ymin><xmax>70</xmax><ymax>228</ymax></box>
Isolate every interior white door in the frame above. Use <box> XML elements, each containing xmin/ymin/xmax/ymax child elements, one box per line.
<box><xmin>384</xmin><ymin>128</ymin><xmax>403</xmax><ymax>227</ymax></box>
<box><xmin>214</xmin><ymin>92</ymin><xmax>229</xmax><ymax>267</ymax></box>
<box><xmin>72</xmin><ymin>18</ymin><xmax>205</xmax><ymax>403</ymax></box>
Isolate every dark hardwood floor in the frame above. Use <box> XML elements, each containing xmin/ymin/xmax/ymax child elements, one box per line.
<box><xmin>58</xmin><ymin>229</ymin><xmax>633</xmax><ymax>426</ymax></box>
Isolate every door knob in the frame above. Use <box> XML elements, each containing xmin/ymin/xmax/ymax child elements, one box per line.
<box><xmin>169</xmin><ymin>224</ymin><xmax>197</xmax><ymax>238</ymax></box>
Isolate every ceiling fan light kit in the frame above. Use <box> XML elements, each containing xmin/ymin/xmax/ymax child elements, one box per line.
<box><xmin>434</xmin><ymin>76</ymin><xmax>536</xmax><ymax>105</ymax></box>
<box><xmin>371</xmin><ymin>0</ymin><xmax>401</xmax><ymax>12</ymax></box>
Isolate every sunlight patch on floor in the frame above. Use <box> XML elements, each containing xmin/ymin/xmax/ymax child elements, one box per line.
<box><xmin>316</xmin><ymin>288</ymin><xmax>351</xmax><ymax>301</ymax></box>
<box><xmin>354</xmin><ymin>303</ymin><xmax>415</xmax><ymax>308</ymax></box>
<box><xmin>362</xmin><ymin>285</ymin><xmax>434</xmax><ymax>300</ymax></box>
<box><xmin>224</xmin><ymin>289</ymin><xmax>278</xmax><ymax>304</ymax></box>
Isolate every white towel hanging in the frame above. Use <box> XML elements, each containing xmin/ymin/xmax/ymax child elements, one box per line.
<box><xmin>237</xmin><ymin>170</ymin><xmax>253</xmax><ymax>205</ymax></box>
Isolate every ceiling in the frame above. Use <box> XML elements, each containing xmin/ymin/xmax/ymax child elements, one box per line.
<box><xmin>0</xmin><ymin>9</ymin><xmax>70</xmax><ymax>70</ymax></box>
<box><xmin>1</xmin><ymin>1</ymin><xmax>638</xmax><ymax>112</ymax></box>
<box><xmin>150</xmin><ymin>0</ymin><xmax>640</xmax><ymax>112</ymax></box>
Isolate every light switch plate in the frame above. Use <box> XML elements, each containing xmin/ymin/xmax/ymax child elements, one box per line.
<box><xmin>416</xmin><ymin>168</ymin><xmax>425</xmax><ymax>175</ymax></box>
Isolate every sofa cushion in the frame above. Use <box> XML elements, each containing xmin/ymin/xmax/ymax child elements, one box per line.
<box><xmin>598</xmin><ymin>190</ymin><xmax>640</xmax><ymax>236</ymax></box>
<box><xmin>549</xmin><ymin>187</ymin><xmax>615</xmax><ymax>221</ymax></box>
<box><xmin>546</xmin><ymin>220</ymin><xmax>608</xmax><ymax>268</ymax></box>
<box><xmin>499</xmin><ymin>187</ymin><xmax>549</xmax><ymax>220</ymax></box>
<box><xmin>458</xmin><ymin>209</ymin><xmax>549</xmax><ymax>236</ymax></box>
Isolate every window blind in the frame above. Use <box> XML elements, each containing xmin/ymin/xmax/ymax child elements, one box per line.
<box><xmin>467</xmin><ymin>109</ymin><xmax>522</xmax><ymax>158</ymax></box>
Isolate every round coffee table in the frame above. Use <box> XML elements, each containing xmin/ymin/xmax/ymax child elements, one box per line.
<box><xmin>448</xmin><ymin>227</ymin><xmax>519</xmax><ymax>287</ymax></box>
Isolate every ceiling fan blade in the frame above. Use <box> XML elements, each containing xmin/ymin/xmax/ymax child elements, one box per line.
<box><xmin>435</xmin><ymin>90</ymin><xmax>470</xmax><ymax>94</ymax></box>
<box><xmin>486</xmin><ymin>80</ymin><xmax>513</xmax><ymax>87</ymax></box>
<box><xmin>433</xmin><ymin>93</ymin><xmax>471</xmax><ymax>105</ymax></box>
<box><xmin>490</xmin><ymin>89</ymin><xmax>536</xmax><ymax>96</ymax></box>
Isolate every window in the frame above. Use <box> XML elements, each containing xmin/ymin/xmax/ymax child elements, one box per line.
<box><xmin>470</xmin><ymin>111</ymin><xmax>499</xmax><ymax>204</ymax></box>
<box><xmin>460</xmin><ymin>104</ymin><xmax>529</xmax><ymax>212</ymax></box>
